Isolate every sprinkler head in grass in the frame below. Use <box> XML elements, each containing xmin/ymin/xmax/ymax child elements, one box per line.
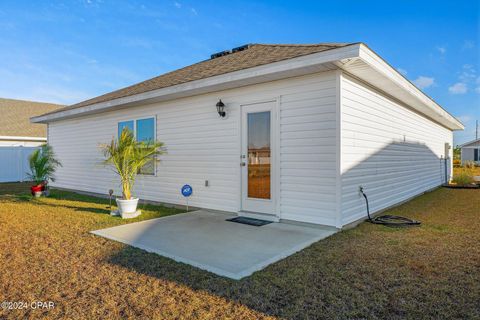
<box><xmin>108</xmin><ymin>189</ymin><xmax>114</xmax><ymax>209</ymax></box>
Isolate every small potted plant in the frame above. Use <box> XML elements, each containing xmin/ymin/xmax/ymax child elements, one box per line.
<box><xmin>27</xmin><ymin>144</ymin><xmax>62</xmax><ymax>197</ymax></box>
<box><xmin>100</xmin><ymin>128</ymin><xmax>165</xmax><ymax>217</ymax></box>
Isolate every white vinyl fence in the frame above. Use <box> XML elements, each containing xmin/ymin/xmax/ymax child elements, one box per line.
<box><xmin>0</xmin><ymin>146</ymin><xmax>39</xmax><ymax>183</ymax></box>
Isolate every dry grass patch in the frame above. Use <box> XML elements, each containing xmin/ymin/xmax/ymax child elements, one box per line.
<box><xmin>0</xmin><ymin>184</ymin><xmax>479</xmax><ymax>319</ymax></box>
<box><xmin>454</xmin><ymin>166</ymin><xmax>480</xmax><ymax>177</ymax></box>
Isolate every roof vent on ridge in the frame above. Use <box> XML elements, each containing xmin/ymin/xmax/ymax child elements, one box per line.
<box><xmin>231</xmin><ymin>44</ymin><xmax>252</xmax><ymax>53</ymax></box>
<box><xmin>210</xmin><ymin>44</ymin><xmax>252</xmax><ymax>59</ymax></box>
<box><xmin>210</xmin><ymin>50</ymin><xmax>230</xmax><ymax>59</ymax></box>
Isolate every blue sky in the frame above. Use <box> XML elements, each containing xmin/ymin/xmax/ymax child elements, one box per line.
<box><xmin>0</xmin><ymin>0</ymin><xmax>478</xmax><ymax>144</ymax></box>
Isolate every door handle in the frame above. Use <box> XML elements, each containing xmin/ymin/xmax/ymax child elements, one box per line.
<box><xmin>240</xmin><ymin>162</ymin><xmax>246</xmax><ymax>167</ymax></box>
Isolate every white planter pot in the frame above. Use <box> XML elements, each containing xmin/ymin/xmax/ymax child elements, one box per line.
<box><xmin>116</xmin><ymin>198</ymin><xmax>139</xmax><ymax>214</ymax></box>
<box><xmin>34</xmin><ymin>191</ymin><xmax>42</xmax><ymax>198</ymax></box>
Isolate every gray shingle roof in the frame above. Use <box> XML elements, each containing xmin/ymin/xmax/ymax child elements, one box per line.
<box><xmin>0</xmin><ymin>98</ymin><xmax>64</xmax><ymax>137</ymax></box>
<box><xmin>42</xmin><ymin>43</ymin><xmax>352</xmax><ymax>116</ymax></box>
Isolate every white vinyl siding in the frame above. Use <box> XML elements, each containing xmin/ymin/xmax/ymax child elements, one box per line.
<box><xmin>279</xmin><ymin>76</ymin><xmax>337</xmax><ymax>225</ymax></box>
<box><xmin>48</xmin><ymin>71</ymin><xmax>338</xmax><ymax>224</ymax></box>
<box><xmin>339</xmin><ymin>73</ymin><xmax>453</xmax><ymax>225</ymax></box>
<box><xmin>461</xmin><ymin>140</ymin><xmax>480</xmax><ymax>164</ymax></box>
<box><xmin>461</xmin><ymin>147</ymin><xmax>480</xmax><ymax>164</ymax></box>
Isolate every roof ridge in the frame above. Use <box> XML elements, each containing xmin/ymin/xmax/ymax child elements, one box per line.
<box><xmin>0</xmin><ymin>97</ymin><xmax>65</xmax><ymax>106</ymax></box>
<box><xmin>253</xmin><ymin>43</ymin><xmax>351</xmax><ymax>47</ymax></box>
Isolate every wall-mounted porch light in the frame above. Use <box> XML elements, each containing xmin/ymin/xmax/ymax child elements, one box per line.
<box><xmin>216</xmin><ymin>99</ymin><xmax>226</xmax><ymax>117</ymax></box>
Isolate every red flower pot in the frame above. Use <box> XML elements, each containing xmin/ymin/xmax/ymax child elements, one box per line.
<box><xmin>31</xmin><ymin>184</ymin><xmax>44</xmax><ymax>196</ymax></box>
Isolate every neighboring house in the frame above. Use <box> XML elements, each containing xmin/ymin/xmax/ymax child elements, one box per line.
<box><xmin>0</xmin><ymin>98</ymin><xmax>64</xmax><ymax>182</ymax></box>
<box><xmin>459</xmin><ymin>138</ymin><xmax>480</xmax><ymax>164</ymax></box>
<box><xmin>32</xmin><ymin>43</ymin><xmax>464</xmax><ymax>228</ymax></box>
<box><xmin>0</xmin><ymin>98</ymin><xmax>64</xmax><ymax>146</ymax></box>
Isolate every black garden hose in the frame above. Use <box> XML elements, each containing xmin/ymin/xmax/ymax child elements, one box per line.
<box><xmin>359</xmin><ymin>187</ymin><xmax>421</xmax><ymax>227</ymax></box>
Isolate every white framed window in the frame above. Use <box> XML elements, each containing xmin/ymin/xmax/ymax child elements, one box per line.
<box><xmin>117</xmin><ymin>116</ymin><xmax>156</xmax><ymax>175</ymax></box>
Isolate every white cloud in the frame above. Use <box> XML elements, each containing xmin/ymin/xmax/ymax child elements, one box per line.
<box><xmin>83</xmin><ymin>0</ymin><xmax>101</xmax><ymax>7</ymax></box>
<box><xmin>119</xmin><ymin>37</ymin><xmax>154</xmax><ymax>49</ymax></box>
<box><xmin>456</xmin><ymin>115</ymin><xmax>471</xmax><ymax>123</ymax></box>
<box><xmin>436</xmin><ymin>46</ymin><xmax>446</xmax><ymax>54</ymax></box>
<box><xmin>397</xmin><ymin>68</ymin><xmax>407</xmax><ymax>75</ymax></box>
<box><xmin>448</xmin><ymin>82</ymin><xmax>468</xmax><ymax>94</ymax></box>
<box><xmin>412</xmin><ymin>76</ymin><xmax>435</xmax><ymax>89</ymax></box>
<box><xmin>462</xmin><ymin>40</ymin><xmax>475</xmax><ymax>50</ymax></box>
<box><xmin>459</xmin><ymin>64</ymin><xmax>476</xmax><ymax>82</ymax></box>
<box><xmin>172</xmin><ymin>2</ymin><xmax>197</xmax><ymax>15</ymax></box>
<box><xmin>447</xmin><ymin>66</ymin><xmax>479</xmax><ymax>94</ymax></box>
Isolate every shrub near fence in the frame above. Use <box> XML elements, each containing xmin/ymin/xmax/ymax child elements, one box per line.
<box><xmin>453</xmin><ymin>159</ymin><xmax>461</xmax><ymax>167</ymax></box>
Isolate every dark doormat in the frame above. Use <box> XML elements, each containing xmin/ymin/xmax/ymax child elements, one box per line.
<box><xmin>226</xmin><ymin>216</ymin><xmax>273</xmax><ymax>226</ymax></box>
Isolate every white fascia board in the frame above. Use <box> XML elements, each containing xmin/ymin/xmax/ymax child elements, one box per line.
<box><xmin>0</xmin><ymin>136</ymin><xmax>46</xmax><ymax>141</ymax></box>
<box><xmin>31</xmin><ymin>44</ymin><xmax>362</xmax><ymax>124</ymax></box>
<box><xmin>358</xmin><ymin>44</ymin><xmax>464</xmax><ymax>131</ymax></box>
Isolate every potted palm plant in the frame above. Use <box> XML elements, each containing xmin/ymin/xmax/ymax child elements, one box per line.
<box><xmin>27</xmin><ymin>144</ymin><xmax>62</xmax><ymax>197</ymax></box>
<box><xmin>101</xmin><ymin>128</ymin><xmax>165</xmax><ymax>217</ymax></box>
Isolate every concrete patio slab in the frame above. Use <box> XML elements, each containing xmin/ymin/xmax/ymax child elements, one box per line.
<box><xmin>91</xmin><ymin>210</ymin><xmax>337</xmax><ymax>279</ymax></box>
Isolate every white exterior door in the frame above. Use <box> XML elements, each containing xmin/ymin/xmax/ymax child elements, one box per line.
<box><xmin>241</xmin><ymin>101</ymin><xmax>276</xmax><ymax>215</ymax></box>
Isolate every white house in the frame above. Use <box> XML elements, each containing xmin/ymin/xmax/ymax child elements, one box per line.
<box><xmin>459</xmin><ymin>138</ymin><xmax>480</xmax><ymax>165</ymax></box>
<box><xmin>0</xmin><ymin>98</ymin><xmax>63</xmax><ymax>182</ymax></box>
<box><xmin>32</xmin><ymin>43</ymin><xmax>463</xmax><ymax>228</ymax></box>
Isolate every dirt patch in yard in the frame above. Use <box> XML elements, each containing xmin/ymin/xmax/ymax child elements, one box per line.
<box><xmin>0</xmin><ymin>186</ymin><xmax>479</xmax><ymax>319</ymax></box>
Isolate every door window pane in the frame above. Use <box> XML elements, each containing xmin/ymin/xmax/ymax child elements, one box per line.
<box><xmin>118</xmin><ymin>120</ymin><xmax>134</xmax><ymax>138</ymax></box>
<box><xmin>247</xmin><ymin>111</ymin><xmax>271</xmax><ymax>199</ymax></box>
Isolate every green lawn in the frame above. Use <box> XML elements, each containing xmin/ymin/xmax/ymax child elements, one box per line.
<box><xmin>0</xmin><ymin>183</ymin><xmax>479</xmax><ymax>319</ymax></box>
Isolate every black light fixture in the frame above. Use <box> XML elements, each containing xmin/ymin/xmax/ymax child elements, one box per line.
<box><xmin>216</xmin><ymin>99</ymin><xmax>226</xmax><ymax>117</ymax></box>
